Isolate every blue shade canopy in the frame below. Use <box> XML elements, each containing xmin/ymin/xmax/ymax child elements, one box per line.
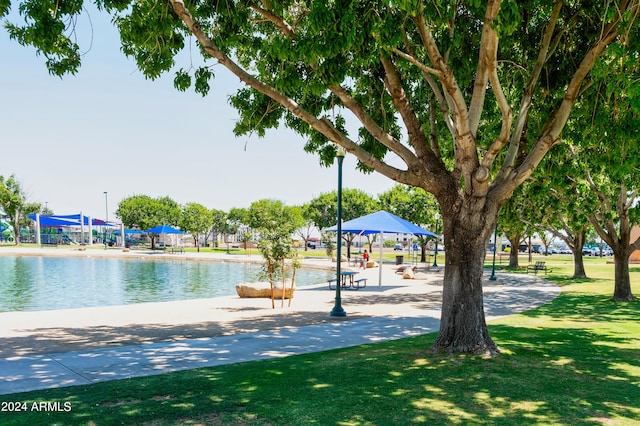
<box><xmin>144</xmin><ymin>224</ymin><xmax>185</xmax><ymax>234</ymax></box>
<box><xmin>325</xmin><ymin>211</ymin><xmax>437</xmax><ymax>237</ymax></box>
<box><xmin>28</xmin><ymin>214</ymin><xmax>113</xmax><ymax>227</ymax></box>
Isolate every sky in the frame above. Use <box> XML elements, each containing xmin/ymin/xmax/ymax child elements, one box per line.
<box><xmin>1</xmin><ymin>7</ymin><xmax>397</xmax><ymax>221</ymax></box>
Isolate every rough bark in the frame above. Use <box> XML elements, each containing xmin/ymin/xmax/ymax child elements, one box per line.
<box><xmin>431</xmin><ymin>201</ymin><xmax>499</xmax><ymax>355</ymax></box>
<box><xmin>569</xmin><ymin>229</ymin><xmax>588</xmax><ymax>279</ymax></box>
<box><xmin>572</xmin><ymin>249</ymin><xmax>588</xmax><ymax>279</ymax></box>
<box><xmin>506</xmin><ymin>233</ymin><xmax>521</xmax><ymax>268</ymax></box>
<box><xmin>612</xmin><ymin>255</ymin><xmax>636</xmax><ymax>301</ymax></box>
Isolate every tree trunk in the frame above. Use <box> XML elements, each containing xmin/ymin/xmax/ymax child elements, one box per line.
<box><xmin>431</xmin><ymin>207</ymin><xmax>498</xmax><ymax>355</ymax></box>
<box><xmin>571</xmin><ymin>249</ymin><xmax>587</xmax><ymax>279</ymax></box>
<box><xmin>613</xmin><ymin>255</ymin><xmax>636</xmax><ymax>301</ymax></box>
<box><xmin>12</xmin><ymin>222</ymin><xmax>20</xmax><ymax>245</ymax></box>
<box><xmin>504</xmin><ymin>233</ymin><xmax>521</xmax><ymax>268</ymax></box>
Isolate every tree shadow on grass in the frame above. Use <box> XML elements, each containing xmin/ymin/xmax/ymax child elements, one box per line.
<box><xmin>521</xmin><ymin>292</ymin><xmax>639</xmax><ymax>323</ymax></box>
<box><xmin>13</xmin><ymin>321</ymin><xmax>639</xmax><ymax>426</ymax></box>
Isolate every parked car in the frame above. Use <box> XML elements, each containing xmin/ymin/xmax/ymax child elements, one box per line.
<box><xmin>582</xmin><ymin>247</ymin><xmax>606</xmax><ymax>256</ymax></box>
<box><xmin>393</xmin><ymin>243</ymin><xmax>403</xmax><ymax>251</ymax></box>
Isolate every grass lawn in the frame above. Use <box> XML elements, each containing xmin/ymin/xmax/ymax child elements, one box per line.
<box><xmin>1</xmin><ymin>259</ymin><xmax>639</xmax><ymax>425</ymax></box>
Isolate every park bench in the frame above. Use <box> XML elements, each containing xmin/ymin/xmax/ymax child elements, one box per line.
<box><xmin>353</xmin><ymin>278</ymin><xmax>367</xmax><ymax>289</ymax></box>
<box><xmin>527</xmin><ymin>261</ymin><xmax>550</xmax><ymax>275</ymax></box>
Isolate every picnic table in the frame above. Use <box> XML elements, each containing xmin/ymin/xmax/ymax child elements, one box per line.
<box><xmin>328</xmin><ymin>271</ymin><xmax>367</xmax><ymax>290</ymax></box>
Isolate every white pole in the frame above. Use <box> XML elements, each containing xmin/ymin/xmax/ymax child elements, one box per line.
<box><xmin>35</xmin><ymin>213</ymin><xmax>41</xmax><ymax>245</ymax></box>
<box><xmin>88</xmin><ymin>217</ymin><xmax>93</xmax><ymax>245</ymax></box>
<box><xmin>378</xmin><ymin>231</ymin><xmax>384</xmax><ymax>287</ymax></box>
<box><xmin>80</xmin><ymin>211</ymin><xmax>85</xmax><ymax>245</ymax></box>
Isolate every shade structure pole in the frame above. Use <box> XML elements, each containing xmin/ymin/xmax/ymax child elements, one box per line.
<box><xmin>88</xmin><ymin>217</ymin><xmax>93</xmax><ymax>246</ymax></box>
<box><xmin>80</xmin><ymin>211</ymin><xmax>85</xmax><ymax>245</ymax></box>
<box><xmin>330</xmin><ymin>149</ymin><xmax>346</xmax><ymax>317</ymax></box>
<box><xmin>104</xmin><ymin>191</ymin><xmax>108</xmax><ymax>250</ymax></box>
<box><xmin>379</xmin><ymin>231</ymin><xmax>383</xmax><ymax>287</ymax></box>
<box><xmin>35</xmin><ymin>213</ymin><xmax>41</xmax><ymax>245</ymax></box>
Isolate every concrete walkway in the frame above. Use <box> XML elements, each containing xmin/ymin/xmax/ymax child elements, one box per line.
<box><xmin>0</xmin><ymin>268</ymin><xmax>559</xmax><ymax>395</ymax></box>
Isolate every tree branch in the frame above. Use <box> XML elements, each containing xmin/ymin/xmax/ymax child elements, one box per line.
<box><xmin>169</xmin><ymin>0</ymin><xmax>424</xmax><ymax>186</ymax></box>
<box><xmin>467</xmin><ymin>0</ymin><xmax>502</xmax><ymax>135</ymax></box>
<box><xmin>395</xmin><ymin>24</ymin><xmax>455</xmax><ymax>141</ymax></box>
<box><xmin>249</xmin><ymin>3</ymin><xmax>296</xmax><ymax>39</ymax></box>
<box><xmin>493</xmin><ymin>0</ymin><xmax>563</xmax><ymax>188</ymax></box>
<box><xmin>378</xmin><ymin>54</ymin><xmax>445</xmax><ymax>170</ymax></box>
<box><xmin>492</xmin><ymin>1</ymin><xmax>636</xmax><ymax>201</ymax></box>
<box><xmin>329</xmin><ymin>84</ymin><xmax>420</xmax><ymax>168</ymax></box>
<box><xmin>413</xmin><ymin>11</ymin><xmax>478</xmax><ymax>189</ymax></box>
<box><xmin>391</xmin><ymin>47</ymin><xmax>442</xmax><ymax>77</ymax></box>
<box><xmin>480</xmin><ymin>43</ymin><xmax>512</xmax><ymax>170</ymax></box>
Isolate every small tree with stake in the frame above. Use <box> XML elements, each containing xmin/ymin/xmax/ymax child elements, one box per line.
<box><xmin>258</xmin><ymin>227</ymin><xmax>300</xmax><ymax>308</ymax></box>
<box><xmin>248</xmin><ymin>199</ymin><xmax>304</xmax><ymax>308</ymax></box>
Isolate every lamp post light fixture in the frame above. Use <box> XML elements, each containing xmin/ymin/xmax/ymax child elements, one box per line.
<box><xmin>489</xmin><ymin>223</ymin><xmax>498</xmax><ymax>281</ymax></box>
<box><xmin>330</xmin><ymin>145</ymin><xmax>347</xmax><ymax>317</ymax></box>
<box><xmin>104</xmin><ymin>191</ymin><xmax>108</xmax><ymax>250</ymax></box>
<box><xmin>432</xmin><ymin>212</ymin><xmax>440</xmax><ymax>267</ymax></box>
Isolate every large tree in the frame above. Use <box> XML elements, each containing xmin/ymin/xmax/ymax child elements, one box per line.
<box><xmin>0</xmin><ymin>174</ymin><xmax>40</xmax><ymax>245</ymax></box>
<box><xmin>180</xmin><ymin>202</ymin><xmax>213</xmax><ymax>251</ymax></box>
<box><xmin>295</xmin><ymin>203</ymin><xmax>316</xmax><ymax>252</ymax></box>
<box><xmin>558</xmin><ymin>46</ymin><xmax>640</xmax><ymax>301</ymax></box>
<box><xmin>522</xmin><ymin>175</ymin><xmax>591</xmax><ymax>279</ymax></box>
<box><xmin>8</xmin><ymin>1</ymin><xmax>639</xmax><ymax>354</ymax></box>
<box><xmin>116</xmin><ymin>195</ymin><xmax>181</xmax><ymax>249</ymax></box>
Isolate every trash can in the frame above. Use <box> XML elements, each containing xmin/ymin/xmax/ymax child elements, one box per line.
<box><xmin>395</xmin><ymin>255</ymin><xmax>404</xmax><ymax>265</ymax></box>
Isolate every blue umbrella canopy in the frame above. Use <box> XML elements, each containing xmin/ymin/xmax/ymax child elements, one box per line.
<box><xmin>144</xmin><ymin>224</ymin><xmax>185</xmax><ymax>234</ymax></box>
<box><xmin>325</xmin><ymin>211</ymin><xmax>437</xmax><ymax>287</ymax></box>
<box><xmin>325</xmin><ymin>211</ymin><xmax>436</xmax><ymax>237</ymax></box>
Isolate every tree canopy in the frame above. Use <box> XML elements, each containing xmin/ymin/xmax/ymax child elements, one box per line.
<box><xmin>0</xmin><ymin>174</ymin><xmax>40</xmax><ymax>245</ymax></box>
<box><xmin>180</xmin><ymin>202</ymin><xmax>213</xmax><ymax>251</ymax></box>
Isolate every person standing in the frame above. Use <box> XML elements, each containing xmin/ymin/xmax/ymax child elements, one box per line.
<box><xmin>361</xmin><ymin>249</ymin><xmax>369</xmax><ymax>268</ymax></box>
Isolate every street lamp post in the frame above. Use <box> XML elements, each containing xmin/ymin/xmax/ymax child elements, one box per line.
<box><xmin>489</xmin><ymin>223</ymin><xmax>498</xmax><ymax>281</ymax></box>
<box><xmin>432</xmin><ymin>213</ymin><xmax>440</xmax><ymax>267</ymax></box>
<box><xmin>330</xmin><ymin>146</ymin><xmax>347</xmax><ymax>317</ymax></box>
<box><xmin>104</xmin><ymin>191</ymin><xmax>108</xmax><ymax>250</ymax></box>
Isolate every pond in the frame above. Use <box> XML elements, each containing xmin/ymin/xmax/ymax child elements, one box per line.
<box><xmin>0</xmin><ymin>256</ymin><xmax>333</xmax><ymax>312</ymax></box>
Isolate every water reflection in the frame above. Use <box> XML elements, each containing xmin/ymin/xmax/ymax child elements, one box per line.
<box><xmin>0</xmin><ymin>256</ymin><xmax>331</xmax><ymax>312</ymax></box>
<box><xmin>0</xmin><ymin>257</ymin><xmax>35</xmax><ymax>311</ymax></box>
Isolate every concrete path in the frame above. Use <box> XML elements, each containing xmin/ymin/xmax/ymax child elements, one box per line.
<box><xmin>0</xmin><ymin>271</ymin><xmax>559</xmax><ymax>395</ymax></box>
